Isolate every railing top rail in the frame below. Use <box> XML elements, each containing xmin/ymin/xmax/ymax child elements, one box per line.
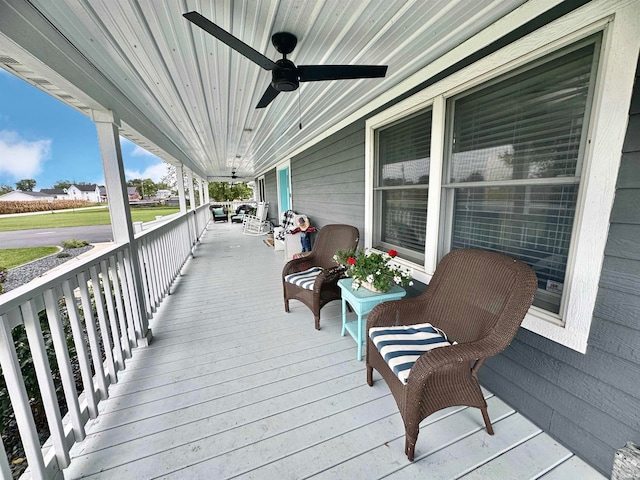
<box><xmin>133</xmin><ymin>204</ymin><xmax>209</xmax><ymax>239</ymax></box>
<box><xmin>0</xmin><ymin>241</ymin><xmax>127</xmax><ymax>317</ymax></box>
<box><xmin>133</xmin><ymin>210</ymin><xmax>188</xmax><ymax>239</ymax></box>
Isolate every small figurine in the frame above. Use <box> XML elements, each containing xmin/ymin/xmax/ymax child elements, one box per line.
<box><xmin>291</xmin><ymin>216</ymin><xmax>316</xmax><ymax>252</ymax></box>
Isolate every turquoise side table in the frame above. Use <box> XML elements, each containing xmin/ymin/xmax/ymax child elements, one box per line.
<box><xmin>338</xmin><ymin>278</ymin><xmax>406</xmax><ymax>361</ymax></box>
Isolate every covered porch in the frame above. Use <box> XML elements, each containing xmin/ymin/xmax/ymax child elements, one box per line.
<box><xmin>59</xmin><ymin>223</ymin><xmax>601</xmax><ymax>479</ymax></box>
<box><xmin>1</xmin><ymin>0</ymin><xmax>639</xmax><ymax>477</ymax></box>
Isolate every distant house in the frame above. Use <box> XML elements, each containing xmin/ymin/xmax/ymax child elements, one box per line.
<box><xmin>91</xmin><ymin>185</ymin><xmax>142</xmax><ymax>203</ymax></box>
<box><xmin>127</xmin><ymin>186</ymin><xmax>141</xmax><ymax>201</ymax></box>
<box><xmin>156</xmin><ymin>189</ymin><xmax>171</xmax><ymax>199</ymax></box>
<box><xmin>40</xmin><ymin>188</ymin><xmax>70</xmax><ymax>200</ymax></box>
<box><xmin>67</xmin><ymin>184</ymin><xmax>101</xmax><ymax>203</ymax></box>
<box><xmin>0</xmin><ymin>190</ymin><xmax>54</xmax><ymax>202</ymax></box>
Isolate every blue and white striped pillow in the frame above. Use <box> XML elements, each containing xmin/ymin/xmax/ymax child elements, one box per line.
<box><xmin>369</xmin><ymin>322</ymin><xmax>454</xmax><ymax>385</ymax></box>
<box><xmin>284</xmin><ymin>267</ymin><xmax>323</xmax><ymax>290</ymax></box>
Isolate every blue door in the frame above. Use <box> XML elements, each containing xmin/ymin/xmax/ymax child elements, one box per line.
<box><xmin>278</xmin><ymin>166</ymin><xmax>291</xmax><ymax>215</ymax></box>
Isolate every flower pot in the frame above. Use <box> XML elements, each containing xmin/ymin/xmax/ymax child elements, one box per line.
<box><xmin>360</xmin><ymin>280</ymin><xmax>382</xmax><ymax>293</ymax></box>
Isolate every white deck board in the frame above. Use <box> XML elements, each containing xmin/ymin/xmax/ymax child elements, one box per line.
<box><xmin>63</xmin><ymin>222</ymin><xmax>605</xmax><ymax>479</ymax></box>
<box><xmin>541</xmin><ymin>456</ymin><xmax>608</xmax><ymax>479</ymax></box>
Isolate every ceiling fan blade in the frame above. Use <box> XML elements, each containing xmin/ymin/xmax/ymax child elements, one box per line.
<box><xmin>297</xmin><ymin>65</ymin><xmax>388</xmax><ymax>82</ymax></box>
<box><xmin>256</xmin><ymin>84</ymin><xmax>281</xmax><ymax>108</ymax></box>
<box><xmin>183</xmin><ymin>12</ymin><xmax>278</xmax><ymax>71</ymax></box>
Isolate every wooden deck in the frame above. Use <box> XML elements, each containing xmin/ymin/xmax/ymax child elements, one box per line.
<box><xmin>63</xmin><ymin>223</ymin><xmax>605</xmax><ymax>479</ymax></box>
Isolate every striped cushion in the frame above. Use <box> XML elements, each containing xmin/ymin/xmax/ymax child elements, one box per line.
<box><xmin>369</xmin><ymin>322</ymin><xmax>453</xmax><ymax>385</ymax></box>
<box><xmin>284</xmin><ymin>267</ymin><xmax>323</xmax><ymax>290</ymax></box>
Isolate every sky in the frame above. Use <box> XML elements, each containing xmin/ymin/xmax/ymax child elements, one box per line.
<box><xmin>0</xmin><ymin>68</ymin><xmax>169</xmax><ymax>190</ymax></box>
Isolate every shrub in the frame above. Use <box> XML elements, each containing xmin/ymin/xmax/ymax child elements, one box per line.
<box><xmin>56</xmin><ymin>252</ymin><xmax>71</xmax><ymax>258</ymax></box>
<box><xmin>61</xmin><ymin>239</ymin><xmax>89</xmax><ymax>249</ymax></box>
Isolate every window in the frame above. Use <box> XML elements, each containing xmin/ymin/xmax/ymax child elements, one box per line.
<box><xmin>366</xmin><ymin>2</ymin><xmax>637</xmax><ymax>352</ymax></box>
<box><xmin>441</xmin><ymin>40</ymin><xmax>598</xmax><ymax>314</ymax></box>
<box><xmin>257</xmin><ymin>176</ymin><xmax>266</xmax><ymax>202</ymax></box>
<box><xmin>374</xmin><ymin>109</ymin><xmax>432</xmax><ymax>264</ymax></box>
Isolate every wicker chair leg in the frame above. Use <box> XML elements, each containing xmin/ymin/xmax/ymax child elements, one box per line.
<box><xmin>481</xmin><ymin>407</ymin><xmax>494</xmax><ymax>435</ymax></box>
<box><xmin>405</xmin><ymin>433</ymin><xmax>417</xmax><ymax>461</ymax></box>
<box><xmin>366</xmin><ymin>366</ymin><xmax>373</xmax><ymax>386</ymax></box>
<box><xmin>284</xmin><ymin>298</ymin><xmax>290</xmax><ymax>313</ymax></box>
<box><xmin>314</xmin><ymin>315</ymin><xmax>320</xmax><ymax>330</ymax></box>
<box><xmin>404</xmin><ymin>420</ymin><xmax>419</xmax><ymax>461</ymax></box>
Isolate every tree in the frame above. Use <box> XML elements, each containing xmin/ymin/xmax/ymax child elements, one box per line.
<box><xmin>53</xmin><ymin>180</ymin><xmax>72</xmax><ymax>189</ymax></box>
<box><xmin>231</xmin><ymin>182</ymin><xmax>253</xmax><ymax>200</ymax></box>
<box><xmin>15</xmin><ymin>179</ymin><xmax>36</xmax><ymax>191</ymax></box>
<box><xmin>127</xmin><ymin>178</ymin><xmax>158</xmax><ymax>198</ymax></box>
<box><xmin>160</xmin><ymin>164</ymin><xmax>177</xmax><ymax>191</ymax></box>
<box><xmin>208</xmin><ymin>182</ymin><xmax>253</xmax><ymax>202</ymax></box>
<box><xmin>0</xmin><ymin>184</ymin><xmax>13</xmax><ymax>195</ymax></box>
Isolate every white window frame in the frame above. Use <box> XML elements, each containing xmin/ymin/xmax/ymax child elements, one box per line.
<box><xmin>365</xmin><ymin>0</ymin><xmax>640</xmax><ymax>353</ymax></box>
<box><xmin>256</xmin><ymin>175</ymin><xmax>266</xmax><ymax>203</ymax></box>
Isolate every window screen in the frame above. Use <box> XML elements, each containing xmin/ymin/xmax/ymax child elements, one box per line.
<box><xmin>444</xmin><ymin>40</ymin><xmax>598</xmax><ymax>313</ymax></box>
<box><xmin>374</xmin><ymin>109</ymin><xmax>432</xmax><ymax>263</ymax></box>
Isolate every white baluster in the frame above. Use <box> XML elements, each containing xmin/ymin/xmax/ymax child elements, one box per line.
<box><xmin>0</xmin><ymin>315</ymin><xmax>46</xmax><ymax>478</ymax></box>
<box><xmin>22</xmin><ymin>299</ymin><xmax>69</xmax><ymax>468</ymax></box>
<box><xmin>43</xmin><ymin>288</ymin><xmax>85</xmax><ymax>442</ymax></box>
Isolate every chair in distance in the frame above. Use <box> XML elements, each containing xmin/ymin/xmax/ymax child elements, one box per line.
<box><xmin>210</xmin><ymin>205</ymin><xmax>228</xmax><ymax>222</ymax></box>
<box><xmin>282</xmin><ymin>224</ymin><xmax>359</xmax><ymax>330</ymax></box>
<box><xmin>231</xmin><ymin>204</ymin><xmax>253</xmax><ymax>223</ymax></box>
<box><xmin>366</xmin><ymin>248</ymin><xmax>537</xmax><ymax>461</ymax></box>
<box><xmin>242</xmin><ymin>201</ymin><xmax>270</xmax><ymax>235</ymax></box>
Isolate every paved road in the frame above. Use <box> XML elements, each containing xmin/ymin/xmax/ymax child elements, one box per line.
<box><xmin>0</xmin><ymin>225</ymin><xmax>114</xmax><ymax>248</ymax></box>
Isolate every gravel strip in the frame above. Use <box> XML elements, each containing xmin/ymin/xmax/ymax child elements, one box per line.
<box><xmin>2</xmin><ymin>245</ymin><xmax>94</xmax><ymax>293</ymax></box>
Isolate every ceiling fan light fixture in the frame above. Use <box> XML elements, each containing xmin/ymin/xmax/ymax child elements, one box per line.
<box><xmin>272</xmin><ymin>59</ymin><xmax>299</xmax><ymax>92</ymax></box>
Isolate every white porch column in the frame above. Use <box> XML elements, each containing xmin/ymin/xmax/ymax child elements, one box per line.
<box><xmin>175</xmin><ymin>164</ymin><xmax>187</xmax><ymax>214</ymax></box>
<box><xmin>174</xmin><ymin>163</ymin><xmax>194</xmax><ymax>252</ymax></box>
<box><xmin>185</xmin><ymin>168</ymin><xmax>195</xmax><ymax>211</ymax></box>
<box><xmin>91</xmin><ymin>110</ymin><xmax>152</xmax><ymax>346</ymax></box>
<box><xmin>197</xmin><ymin>177</ymin><xmax>205</xmax><ymax>207</ymax></box>
<box><xmin>204</xmin><ymin>180</ymin><xmax>210</xmax><ymax>204</ymax></box>
<box><xmin>184</xmin><ymin>169</ymin><xmax>198</xmax><ymax>246</ymax></box>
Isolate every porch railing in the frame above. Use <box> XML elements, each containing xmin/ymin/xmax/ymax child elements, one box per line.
<box><xmin>0</xmin><ymin>205</ymin><xmax>210</xmax><ymax>479</ymax></box>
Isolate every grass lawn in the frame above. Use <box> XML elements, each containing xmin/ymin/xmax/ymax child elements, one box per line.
<box><xmin>0</xmin><ymin>207</ymin><xmax>181</xmax><ymax>232</ymax></box>
<box><xmin>0</xmin><ymin>246</ymin><xmax>60</xmax><ymax>269</ymax></box>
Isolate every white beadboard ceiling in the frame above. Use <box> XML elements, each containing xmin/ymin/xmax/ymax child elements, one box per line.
<box><xmin>0</xmin><ymin>0</ymin><xmax>528</xmax><ymax>182</ymax></box>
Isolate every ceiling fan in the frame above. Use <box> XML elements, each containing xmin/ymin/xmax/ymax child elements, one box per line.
<box><xmin>183</xmin><ymin>11</ymin><xmax>388</xmax><ymax>109</ymax></box>
<box><xmin>219</xmin><ymin>170</ymin><xmax>239</xmax><ymax>180</ymax></box>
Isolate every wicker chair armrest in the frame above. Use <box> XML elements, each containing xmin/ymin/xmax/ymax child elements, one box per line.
<box><xmin>366</xmin><ymin>297</ymin><xmax>430</xmax><ymax>329</ymax></box>
<box><xmin>323</xmin><ymin>265</ymin><xmax>346</xmax><ymax>283</ymax></box>
<box><xmin>282</xmin><ymin>255</ymin><xmax>319</xmax><ymax>276</ymax></box>
<box><xmin>407</xmin><ymin>337</ymin><xmax>503</xmax><ymax>383</ymax></box>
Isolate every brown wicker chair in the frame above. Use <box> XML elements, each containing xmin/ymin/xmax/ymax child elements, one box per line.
<box><xmin>366</xmin><ymin>248</ymin><xmax>537</xmax><ymax>461</ymax></box>
<box><xmin>282</xmin><ymin>224</ymin><xmax>359</xmax><ymax>330</ymax></box>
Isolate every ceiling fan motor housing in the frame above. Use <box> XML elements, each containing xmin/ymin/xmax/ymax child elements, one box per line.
<box><xmin>272</xmin><ymin>59</ymin><xmax>299</xmax><ymax>91</ymax></box>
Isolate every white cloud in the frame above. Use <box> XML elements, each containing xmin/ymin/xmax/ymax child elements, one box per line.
<box><xmin>0</xmin><ymin>130</ymin><xmax>51</xmax><ymax>179</ymax></box>
<box><xmin>125</xmin><ymin>161</ymin><xmax>167</xmax><ymax>182</ymax></box>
